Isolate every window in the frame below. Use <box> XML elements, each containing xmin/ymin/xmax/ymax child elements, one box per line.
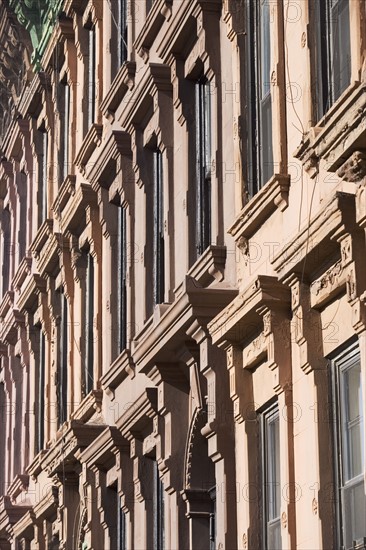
<box><xmin>153</xmin><ymin>460</ymin><xmax>164</xmax><ymax>550</ymax></box>
<box><xmin>195</xmin><ymin>78</ymin><xmax>211</xmax><ymax>257</ymax></box>
<box><xmin>311</xmin><ymin>0</ymin><xmax>351</xmax><ymax>120</ymax></box>
<box><xmin>208</xmin><ymin>485</ymin><xmax>216</xmax><ymax>550</ymax></box>
<box><xmin>332</xmin><ymin>345</ymin><xmax>365</xmax><ymax>549</ymax></box>
<box><xmin>153</xmin><ymin>150</ymin><xmax>164</xmax><ymax>306</ymax></box>
<box><xmin>87</xmin><ymin>26</ymin><xmax>96</xmax><ymax>127</ymax></box>
<box><xmin>117</xmin><ymin>0</ymin><xmax>128</xmax><ymax>67</ymax></box>
<box><xmin>246</xmin><ymin>0</ymin><xmax>274</xmax><ymax>194</ymax></box>
<box><xmin>37</xmin><ymin>326</ymin><xmax>45</xmax><ymax>452</ymax></box>
<box><xmin>84</xmin><ymin>252</ymin><xmax>94</xmax><ymax>394</ymax></box>
<box><xmin>107</xmin><ymin>486</ymin><xmax>127</xmax><ymax>550</ymax></box>
<box><xmin>59</xmin><ymin>81</ymin><xmax>70</xmax><ymax>182</ymax></box>
<box><xmin>57</xmin><ymin>288</ymin><xmax>68</xmax><ymax>426</ymax></box>
<box><xmin>18</xmin><ymin>171</ymin><xmax>27</xmax><ymax>261</ymax></box>
<box><xmin>1</xmin><ymin>207</ymin><xmax>11</xmax><ymax>297</ymax></box>
<box><xmin>261</xmin><ymin>403</ymin><xmax>281</xmax><ymax>550</ymax></box>
<box><xmin>38</xmin><ymin>127</ymin><xmax>48</xmax><ymax>226</ymax></box>
<box><xmin>117</xmin><ymin>492</ymin><xmax>127</xmax><ymax>550</ymax></box>
<box><xmin>117</xmin><ymin>206</ymin><xmax>127</xmax><ymax>353</ymax></box>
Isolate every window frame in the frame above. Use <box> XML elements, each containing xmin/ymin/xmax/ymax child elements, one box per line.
<box><xmin>153</xmin><ymin>148</ymin><xmax>165</xmax><ymax>307</ymax></box>
<box><xmin>87</xmin><ymin>24</ymin><xmax>96</xmax><ymax>128</ymax></box>
<box><xmin>36</xmin><ymin>325</ymin><xmax>46</xmax><ymax>453</ymax></box>
<box><xmin>245</xmin><ymin>0</ymin><xmax>274</xmax><ymax>196</ymax></box>
<box><xmin>37</xmin><ymin>125</ymin><xmax>48</xmax><ymax>227</ymax></box>
<box><xmin>153</xmin><ymin>460</ymin><xmax>165</xmax><ymax>550</ymax></box>
<box><xmin>84</xmin><ymin>251</ymin><xmax>94</xmax><ymax>395</ymax></box>
<box><xmin>57</xmin><ymin>286</ymin><xmax>68</xmax><ymax>427</ymax></box>
<box><xmin>310</xmin><ymin>0</ymin><xmax>351</xmax><ymax>121</ymax></box>
<box><xmin>260</xmin><ymin>401</ymin><xmax>282</xmax><ymax>550</ymax></box>
<box><xmin>117</xmin><ymin>205</ymin><xmax>127</xmax><ymax>354</ymax></box>
<box><xmin>195</xmin><ymin>77</ymin><xmax>212</xmax><ymax>258</ymax></box>
<box><xmin>331</xmin><ymin>343</ymin><xmax>365</xmax><ymax>550</ymax></box>
<box><xmin>59</xmin><ymin>78</ymin><xmax>71</xmax><ymax>183</ymax></box>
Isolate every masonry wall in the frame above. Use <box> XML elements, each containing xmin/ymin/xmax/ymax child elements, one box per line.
<box><xmin>0</xmin><ymin>0</ymin><xmax>365</xmax><ymax>549</ymax></box>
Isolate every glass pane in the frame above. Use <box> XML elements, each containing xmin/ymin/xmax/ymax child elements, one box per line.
<box><xmin>342</xmin><ymin>479</ymin><xmax>366</xmax><ymax>549</ymax></box>
<box><xmin>267</xmin><ymin>518</ymin><xmax>282</xmax><ymax>550</ymax></box>
<box><xmin>331</xmin><ymin>0</ymin><xmax>351</xmax><ymax>101</ymax></box>
<box><xmin>340</xmin><ymin>360</ymin><xmax>364</xmax><ymax>482</ymax></box>
<box><xmin>260</xmin><ymin>93</ymin><xmax>273</xmax><ymax>185</ymax></box>
<box><xmin>260</xmin><ymin>0</ymin><xmax>271</xmax><ymax>99</ymax></box>
<box><xmin>264</xmin><ymin>406</ymin><xmax>282</xmax><ymax>549</ymax></box>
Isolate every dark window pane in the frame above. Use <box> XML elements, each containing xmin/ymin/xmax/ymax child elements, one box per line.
<box><xmin>196</xmin><ymin>79</ymin><xmax>211</xmax><ymax>257</ymax></box>
<box><xmin>262</xmin><ymin>405</ymin><xmax>282</xmax><ymax>550</ymax></box>
<box><xmin>58</xmin><ymin>289</ymin><xmax>68</xmax><ymax>425</ymax></box>
<box><xmin>37</xmin><ymin>328</ymin><xmax>45</xmax><ymax>452</ymax></box>
<box><xmin>88</xmin><ymin>27</ymin><xmax>96</xmax><ymax>127</ymax></box>
<box><xmin>330</xmin><ymin>0</ymin><xmax>351</xmax><ymax>101</ymax></box>
<box><xmin>117</xmin><ymin>207</ymin><xmax>127</xmax><ymax>352</ymax></box>
<box><xmin>153</xmin><ymin>150</ymin><xmax>165</xmax><ymax>305</ymax></box>
<box><xmin>85</xmin><ymin>253</ymin><xmax>94</xmax><ymax>394</ymax></box>
<box><xmin>153</xmin><ymin>461</ymin><xmax>164</xmax><ymax>549</ymax></box>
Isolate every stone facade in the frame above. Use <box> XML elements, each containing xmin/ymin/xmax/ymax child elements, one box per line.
<box><xmin>0</xmin><ymin>0</ymin><xmax>365</xmax><ymax>549</ymax></box>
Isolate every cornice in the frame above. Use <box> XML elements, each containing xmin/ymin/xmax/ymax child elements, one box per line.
<box><xmin>119</xmin><ymin>63</ymin><xmax>172</xmax><ymax>129</ymax></box>
<box><xmin>294</xmin><ymin>81</ymin><xmax>366</xmax><ymax>179</ymax></box>
<box><xmin>132</xmin><ymin>276</ymin><xmax>237</xmax><ymax>372</ymax></box>
<box><xmin>40</xmin><ymin>420</ymin><xmax>106</xmax><ymax>476</ymax></box>
<box><xmin>0</xmin><ymin>496</ymin><xmax>32</xmax><ymax>536</ymax></box>
<box><xmin>74</xmin><ymin>123</ymin><xmax>103</xmax><ymax>175</ymax></box>
<box><xmin>52</xmin><ymin>180</ymin><xmax>98</xmax><ymax>236</ymax></box>
<box><xmin>228</xmin><ymin>173</ymin><xmax>290</xmax><ymax>242</ymax></box>
<box><xmin>78</xmin><ymin>426</ymin><xmax>129</xmax><ymax>469</ymax></box>
<box><xmin>116</xmin><ymin>388</ymin><xmax>158</xmax><ymax>438</ymax></box>
<box><xmin>70</xmin><ymin>389</ymin><xmax>103</xmax><ymax>423</ymax></box>
<box><xmin>100</xmin><ymin>62</ymin><xmax>136</xmax><ymax>122</ymax></box>
<box><xmin>12</xmin><ymin>510</ymin><xmax>35</xmax><ymax>541</ymax></box>
<box><xmin>208</xmin><ymin>275</ymin><xmax>291</xmax><ymax>347</ymax></box>
<box><xmin>12</xmin><ymin>256</ymin><xmax>32</xmax><ymax>292</ymax></box>
<box><xmin>134</xmin><ymin>0</ymin><xmax>173</xmax><ymax>63</ymax></box>
<box><xmin>272</xmin><ymin>191</ymin><xmax>357</xmax><ymax>280</ymax></box>
<box><xmin>100</xmin><ymin>349</ymin><xmax>135</xmax><ymax>398</ymax></box>
<box><xmin>32</xmin><ymin>485</ymin><xmax>58</xmax><ymax>520</ymax></box>
<box><xmin>17</xmin><ymin>274</ymin><xmax>47</xmax><ymax>313</ymax></box>
<box><xmin>87</xmin><ymin>130</ymin><xmax>131</xmax><ymax>189</ymax></box>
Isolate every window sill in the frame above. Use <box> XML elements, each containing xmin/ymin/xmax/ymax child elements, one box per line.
<box><xmin>294</xmin><ymin>81</ymin><xmax>366</xmax><ymax>182</ymax></box>
<box><xmin>228</xmin><ymin>173</ymin><xmax>290</xmax><ymax>242</ymax></box>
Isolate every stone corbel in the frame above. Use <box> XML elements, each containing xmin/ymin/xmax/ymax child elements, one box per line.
<box><xmin>225</xmin><ymin>345</ymin><xmax>245</xmax><ymax>423</ymax></box>
<box><xmin>145</xmin><ymin>362</ymin><xmax>189</xmax><ymax>493</ymax></box>
<box><xmin>114</xmin><ymin>445</ymin><xmax>134</xmax><ymax>514</ymax></box>
<box><xmin>287</xmin><ymin>275</ymin><xmax>325</xmax><ymax>374</ymax></box>
<box><xmin>223</xmin><ymin>0</ymin><xmax>245</xmax><ymax>41</ymax></box>
<box><xmin>58</xmin><ymin>238</ymin><xmax>75</xmax><ymax>302</ymax></box>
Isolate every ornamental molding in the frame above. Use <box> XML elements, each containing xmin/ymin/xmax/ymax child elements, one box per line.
<box><xmin>228</xmin><ymin>173</ymin><xmax>290</xmax><ymax>242</ymax></box>
<box><xmin>294</xmin><ymin>81</ymin><xmax>366</xmax><ymax>180</ymax></box>
<box><xmin>272</xmin><ymin>191</ymin><xmax>356</xmax><ymax>280</ymax></box>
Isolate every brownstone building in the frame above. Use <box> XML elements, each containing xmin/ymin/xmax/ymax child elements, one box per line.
<box><xmin>0</xmin><ymin>0</ymin><xmax>365</xmax><ymax>548</ymax></box>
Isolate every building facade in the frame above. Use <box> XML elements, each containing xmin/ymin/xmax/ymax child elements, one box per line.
<box><xmin>0</xmin><ymin>0</ymin><xmax>365</xmax><ymax>548</ymax></box>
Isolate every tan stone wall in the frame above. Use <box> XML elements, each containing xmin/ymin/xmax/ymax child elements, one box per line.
<box><xmin>0</xmin><ymin>0</ymin><xmax>365</xmax><ymax>548</ymax></box>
